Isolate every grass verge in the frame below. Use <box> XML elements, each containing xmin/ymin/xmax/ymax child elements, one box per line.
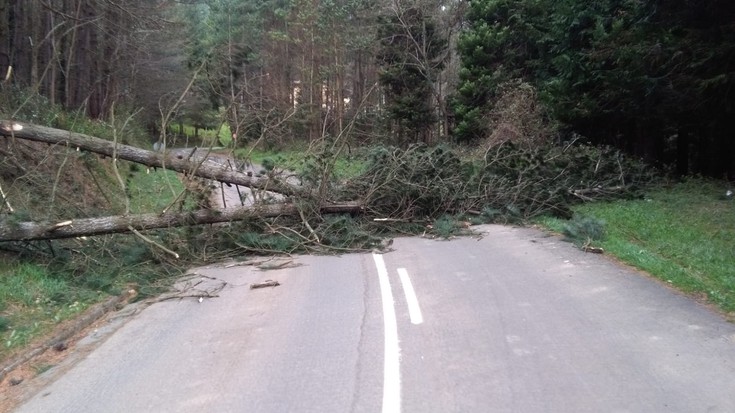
<box><xmin>0</xmin><ymin>262</ymin><xmax>104</xmax><ymax>360</ymax></box>
<box><xmin>0</xmin><ymin>89</ymin><xmax>197</xmax><ymax>365</ymax></box>
<box><xmin>1</xmin><ymin>161</ymin><xmax>188</xmax><ymax>363</ymax></box>
<box><xmin>537</xmin><ymin>178</ymin><xmax>735</xmax><ymax>314</ymax></box>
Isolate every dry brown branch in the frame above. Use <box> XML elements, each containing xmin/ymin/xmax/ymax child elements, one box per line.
<box><xmin>110</xmin><ymin>103</ymin><xmax>143</xmax><ymax>214</ymax></box>
<box><xmin>0</xmin><ymin>182</ymin><xmax>14</xmax><ymax>213</ymax></box>
<box><xmin>570</xmin><ymin>186</ymin><xmax>626</xmax><ymax>201</ymax></box>
<box><xmin>45</xmin><ymin>146</ymin><xmax>71</xmax><ymax>219</ymax></box>
<box><xmin>127</xmin><ymin>226</ymin><xmax>180</xmax><ymax>259</ymax></box>
<box><xmin>250</xmin><ymin>280</ymin><xmax>280</xmax><ymax>289</ymax></box>
<box><xmin>298</xmin><ymin>207</ymin><xmax>320</xmax><ymax>243</ymax></box>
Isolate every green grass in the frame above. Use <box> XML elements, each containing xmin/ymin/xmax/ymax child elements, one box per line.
<box><xmin>332</xmin><ymin>156</ymin><xmax>368</xmax><ymax>179</ymax></box>
<box><xmin>169</xmin><ymin>123</ymin><xmax>232</xmax><ymax>147</ymax></box>
<box><xmin>126</xmin><ymin>166</ymin><xmax>187</xmax><ymax>213</ymax></box>
<box><xmin>0</xmin><ymin>157</ymin><xmax>187</xmax><ymax>363</ymax></box>
<box><xmin>538</xmin><ymin>178</ymin><xmax>735</xmax><ymax>313</ymax></box>
<box><xmin>0</xmin><ymin>263</ymin><xmax>103</xmax><ymax>358</ymax></box>
<box><xmin>234</xmin><ymin>146</ymin><xmax>368</xmax><ymax>179</ymax></box>
<box><xmin>1</xmin><ymin>88</ymin><xmax>191</xmax><ymax>364</ymax></box>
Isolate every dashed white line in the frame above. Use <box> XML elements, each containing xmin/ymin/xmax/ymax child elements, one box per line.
<box><xmin>397</xmin><ymin>268</ymin><xmax>424</xmax><ymax>325</ymax></box>
<box><xmin>372</xmin><ymin>253</ymin><xmax>402</xmax><ymax>413</ymax></box>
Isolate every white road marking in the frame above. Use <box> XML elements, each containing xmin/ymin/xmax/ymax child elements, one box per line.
<box><xmin>372</xmin><ymin>253</ymin><xmax>401</xmax><ymax>413</ymax></box>
<box><xmin>397</xmin><ymin>268</ymin><xmax>424</xmax><ymax>325</ymax></box>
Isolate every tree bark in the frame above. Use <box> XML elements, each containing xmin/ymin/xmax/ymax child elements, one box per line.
<box><xmin>0</xmin><ymin>120</ymin><xmax>309</xmax><ymax>197</ymax></box>
<box><xmin>0</xmin><ymin>202</ymin><xmax>363</xmax><ymax>241</ymax></box>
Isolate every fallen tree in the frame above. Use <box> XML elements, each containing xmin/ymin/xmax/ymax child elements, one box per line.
<box><xmin>0</xmin><ymin>202</ymin><xmax>363</xmax><ymax>241</ymax></box>
<box><xmin>0</xmin><ymin>120</ymin><xmax>368</xmax><ymax>245</ymax></box>
<box><xmin>0</xmin><ymin>120</ymin><xmax>307</xmax><ymax>197</ymax></box>
<box><xmin>0</xmin><ymin>120</ymin><xmax>658</xmax><ymax>246</ymax></box>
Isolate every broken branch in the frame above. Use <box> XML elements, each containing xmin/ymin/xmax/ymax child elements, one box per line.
<box><xmin>250</xmin><ymin>280</ymin><xmax>280</xmax><ymax>289</ymax></box>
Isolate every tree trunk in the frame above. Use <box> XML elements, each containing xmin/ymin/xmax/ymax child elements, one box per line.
<box><xmin>0</xmin><ymin>0</ymin><xmax>9</xmax><ymax>82</ymax></box>
<box><xmin>676</xmin><ymin>126</ymin><xmax>689</xmax><ymax>176</ymax></box>
<box><xmin>64</xmin><ymin>0</ymin><xmax>83</xmax><ymax>108</ymax></box>
<box><xmin>0</xmin><ymin>202</ymin><xmax>363</xmax><ymax>242</ymax></box>
<box><xmin>0</xmin><ymin>120</ymin><xmax>309</xmax><ymax>197</ymax></box>
<box><xmin>29</xmin><ymin>0</ymin><xmax>40</xmax><ymax>91</ymax></box>
<box><xmin>47</xmin><ymin>9</ymin><xmax>58</xmax><ymax>105</ymax></box>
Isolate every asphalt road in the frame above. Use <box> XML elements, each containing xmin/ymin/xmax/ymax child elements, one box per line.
<box><xmin>11</xmin><ymin>225</ymin><xmax>735</xmax><ymax>412</ymax></box>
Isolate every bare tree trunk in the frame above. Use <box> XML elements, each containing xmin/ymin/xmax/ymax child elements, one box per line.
<box><xmin>47</xmin><ymin>8</ymin><xmax>58</xmax><ymax>104</ymax></box>
<box><xmin>64</xmin><ymin>0</ymin><xmax>83</xmax><ymax>108</ymax></box>
<box><xmin>0</xmin><ymin>0</ymin><xmax>10</xmax><ymax>83</ymax></box>
<box><xmin>0</xmin><ymin>120</ymin><xmax>310</xmax><ymax>197</ymax></box>
<box><xmin>0</xmin><ymin>202</ymin><xmax>363</xmax><ymax>241</ymax></box>
<box><xmin>29</xmin><ymin>0</ymin><xmax>40</xmax><ymax>91</ymax></box>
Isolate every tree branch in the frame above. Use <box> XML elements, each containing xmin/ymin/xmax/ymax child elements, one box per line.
<box><xmin>0</xmin><ymin>120</ymin><xmax>309</xmax><ymax>197</ymax></box>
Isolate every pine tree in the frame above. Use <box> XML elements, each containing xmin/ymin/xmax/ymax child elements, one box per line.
<box><xmin>376</xmin><ymin>2</ymin><xmax>447</xmax><ymax>144</ymax></box>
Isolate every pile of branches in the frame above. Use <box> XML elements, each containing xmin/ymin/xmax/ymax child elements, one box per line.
<box><xmin>341</xmin><ymin>141</ymin><xmax>657</xmax><ymax>222</ymax></box>
<box><xmin>0</xmin><ymin>117</ymin><xmax>658</xmax><ymax>262</ymax></box>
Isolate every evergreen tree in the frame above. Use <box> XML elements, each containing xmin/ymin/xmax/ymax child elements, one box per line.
<box><xmin>451</xmin><ymin>0</ymin><xmax>549</xmax><ymax>142</ymax></box>
<box><xmin>376</xmin><ymin>2</ymin><xmax>447</xmax><ymax>144</ymax></box>
<box><xmin>454</xmin><ymin>0</ymin><xmax>735</xmax><ymax>177</ymax></box>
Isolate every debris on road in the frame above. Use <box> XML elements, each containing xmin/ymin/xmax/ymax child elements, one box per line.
<box><xmin>257</xmin><ymin>260</ymin><xmax>296</xmax><ymax>271</ymax></box>
<box><xmin>157</xmin><ymin>274</ymin><xmax>227</xmax><ymax>302</ymax></box>
<box><xmin>250</xmin><ymin>280</ymin><xmax>281</xmax><ymax>289</ymax></box>
<box><xmin>223</xmin><ymin>258</ymin><xmax>298</xmax><ymax>271</ymax></box>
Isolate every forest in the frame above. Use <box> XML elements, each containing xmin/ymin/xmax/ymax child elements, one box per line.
<box><xmin>1</xmin><ymin>0</ymin><xmax>733</xmax><ymax>178</ymax></box>
<box><xmin>1</xmin><ymin>1</ymin><xmax>735</xmax><ymax>370</ymax></box>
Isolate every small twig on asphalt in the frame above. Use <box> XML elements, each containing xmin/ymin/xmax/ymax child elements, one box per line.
<box><xmin>156</xmin><ymin>273</ymin><xmax>228</xmax><ymax>302</ymax></box>
<box><xmin>250</xmin><ymin>280</ymin><xmax>280</xmax><ymax>289</ymax></box>
<box><xmin>257</xmin><ymin>260</ymin><xmax>297</xmax><ymax>271</ymax></box>
<box><xmin>156</xmin><ymin>291</ymin><xmax>221</xmax><ymax>302</ymax></box>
